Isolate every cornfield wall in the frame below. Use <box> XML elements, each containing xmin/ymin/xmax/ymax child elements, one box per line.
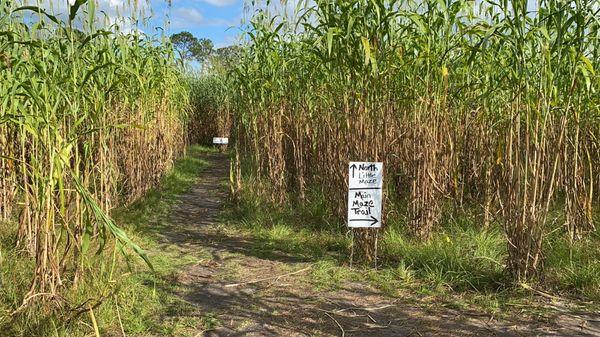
<box><xmin>187</xmin><ymin>75</ymin><xmax>232</xmax><ymax>145</ymax></box>
<box><xmin>230</xmin><ymin>0</ymin><xmax>600</xmax><ymax>281</ymax></box>
<box><xmin>0</xmin><ymin>2</ymin><xmax>189</xmax><ymax>303</ymax></box>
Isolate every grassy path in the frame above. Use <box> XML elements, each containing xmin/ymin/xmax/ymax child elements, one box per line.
<box><xmin>154</xmin><ymin>151</ymin><xmax>599</xmax><ymax>337</ymax></box>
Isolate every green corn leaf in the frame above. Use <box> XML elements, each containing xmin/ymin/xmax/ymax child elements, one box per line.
<box><xmin>70</xmin><ymin>169</ymin><xmax>153</xmax><ymax>271</ymax></box>
<box><xmin>580</xmin><ymin>55</ymin><xmax>595</xmax><ymax>76</ymax></box>
<box><xmin>70</xmin><ymin>0</ymin><xmax>89</xmax><ymax>23</ymax></box>
<box><xmin>81</xmin><ymin>230</ymin><xmax>91</xmax><ymax>254</ymax></box>
<box><xmin>88</xmin><ymin>0</ymin><xmax>96</xmax><ymax>31</ymax></box>
<box><xmin>327</xmin><ymin>28</ymin><xmax>334</xmax><ymax>57</ymax></box>
<box><xmin>361</xmin><ymin>36</ymin><xmax>371</xmax><ymax>65</ymax></box>
<box><xmin>82</xmin><ymin>62</ymin><xmax>114</xmax><ymax>86</ymax></box>
<box><xmin>12</xmin><ymin>6</ymin><xmax>59</xmax><ymax>25</ymax></box>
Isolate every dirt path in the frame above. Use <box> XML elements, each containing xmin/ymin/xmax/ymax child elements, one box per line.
<box><xmin>158</xmin><ymin>152</ymin><xmax>600</xmax><ymax>337</ymax></box>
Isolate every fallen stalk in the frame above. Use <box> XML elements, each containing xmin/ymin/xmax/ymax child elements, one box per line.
<box><xmin>224</xmin><ymin>266</ymin><xmax>312</xmax><ymax>288</ymax></box>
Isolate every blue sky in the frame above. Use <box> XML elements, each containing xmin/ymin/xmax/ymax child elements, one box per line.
<box><xmin>148</xmin><ymin>0</ymin><xmax>246</xmax><ymax>48</ymax></box>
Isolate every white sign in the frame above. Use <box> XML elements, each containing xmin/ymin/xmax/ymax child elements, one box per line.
<box><xmin>347</xmin><ymin>162</ymin><xmax>383</xmax><ymax>228</ymax></box>
<box><xmin>212</xmin><ymin>137</ymin><xmax>229</xmax><ymax>145</ymax></box>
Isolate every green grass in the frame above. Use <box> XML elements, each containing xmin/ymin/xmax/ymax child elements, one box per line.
<box><xmin>310</xmin><ymin>260</ymin><xmax>355</xmax><ymax>291</ymax></box>
<box><xmin>0</xmin><ymin>145</ymin><xmax>214</xmax><ymax>337</ymax></box>
<box><xmin>223</xmin><ymin>182</ymin><xmax>600</xmax><ymax>314</ymax></box>
<box><xmin>224</xmin><ymin>184</ymin><xmax>349</xmax><ymax>262</ymax></box>
<box><xmin>545</xmin><ymin>230</ymin><xmax>600</xmax><ymax>300</ymax></box>
<box><xmin>380</xmin><ymin>218</ymin><xmax>507</xmax><ymax>293</ymax></box>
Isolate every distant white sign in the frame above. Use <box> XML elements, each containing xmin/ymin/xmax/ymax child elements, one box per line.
<box><xmin>212</xmin><ymin>137</ymin><xmax>229</xmax><ymax>145</ymax></box>
<box><xmin>347</xmin><ymin>162</ymin><xmax>383</xmax><ymax>228</ymax></box>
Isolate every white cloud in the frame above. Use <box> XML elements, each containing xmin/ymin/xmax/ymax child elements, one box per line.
<box><xmin>201</xmin><ymin>0</ymin><xmax>237</xmax><ymax>7</ymax></box>
<box><xmin>170</xmin><ymin>7</ymin><xmax>205</xmax><ymax>28</ymax></box>
<box><xmin>214</xmin><ymin>33</ymin><xmax>238</xmax><ymax>48</ymax></box>
<box><xmin>169</xmin><ymin>6</ymin><xmax>236</xmax><ymax>29</ymax></box>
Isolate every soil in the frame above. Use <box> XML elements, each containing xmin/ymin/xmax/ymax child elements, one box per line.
<box><xmin>153</xmin><ymin>152</ymin><xmax>600</xmax><ymax>337</ymax></box>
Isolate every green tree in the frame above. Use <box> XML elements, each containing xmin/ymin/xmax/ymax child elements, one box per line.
<box><xmin>170</xmin><ymin>31</ymin><xmax>214</xmax><ymax>64</ymax></box>
<box><xmin>196</xmin><ymin>37</ymin><xmax>214</xmax><ymax>61</ymax></box>
<box><xmin>211</xmin><ymin>45</ymin><xmax>242</xmax><ymax>70</ymax></box>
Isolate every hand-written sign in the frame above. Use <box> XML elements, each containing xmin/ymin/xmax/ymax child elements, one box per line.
<box><xmin>212</xmin><ymin>137</ymin><xmax>229</xmax><ymax>145</ymax></box>
<box><xmin>347</xmin><ymin>162</ymin><xmax>383</xmax><ymax>228</ymax></box>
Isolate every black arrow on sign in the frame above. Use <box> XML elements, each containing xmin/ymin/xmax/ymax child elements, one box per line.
<box><xmin>350</xmin><ymin>163</ymin><xmax>358</xmax><ymax>178</ymax></box>
<box><xmin>349</xmin><ymin>216</ymin><xmax>379</xmax><ymax>227</ymax></box>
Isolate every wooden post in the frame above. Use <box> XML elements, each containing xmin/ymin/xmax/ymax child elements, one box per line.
<box><xmin>350</xmin><ymin>229</ymin><xmax>355</xmax><ymax>268</ymax></box>
<box><xmin>374</xmin><ymin>228</ymin><xmax>379</xmax><ymax>269</ymax></box>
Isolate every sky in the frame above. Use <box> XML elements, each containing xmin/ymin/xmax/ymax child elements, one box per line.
<box><xmin>148</xmin><ymin>0</ymin><xmax>246</xmax><ymax>48</ymax></box>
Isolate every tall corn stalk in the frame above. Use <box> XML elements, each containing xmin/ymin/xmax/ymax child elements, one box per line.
<box><xmin>0</xmin><ymin>0</ymin><xmax>190</xmax><ymax>308</ymax></box>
